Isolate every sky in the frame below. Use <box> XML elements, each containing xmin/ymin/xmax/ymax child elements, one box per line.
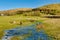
<box><xmin>0</xmin><ymin>0</ymin><xmax>60</xmax><ymax>10</ymax></box>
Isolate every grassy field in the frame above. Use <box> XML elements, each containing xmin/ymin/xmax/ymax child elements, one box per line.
<box><xmin>0</xmin><ymin>15</ymin><xmax>47</xmax><ymax>38</ymax></box>
<box><xmin>43</xmin><ymin>18</ymin><xmax>60</xmax><ymax>39</ymax></box>
<box><xmin>0</xmin><ymin>15</ymin><xmax>60</xmax><ymax>40</ymax></box>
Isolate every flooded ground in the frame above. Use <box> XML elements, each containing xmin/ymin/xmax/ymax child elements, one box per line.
<box><xmin>2</xmin><ymin>22</ymin><xmax>56</xmax><ymax>40</ymax></box>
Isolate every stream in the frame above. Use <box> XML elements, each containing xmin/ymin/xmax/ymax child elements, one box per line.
<box><xmin>2</xmin><ymin>22</ymin><xmax>55</xmax><ymax>40</ymax></box>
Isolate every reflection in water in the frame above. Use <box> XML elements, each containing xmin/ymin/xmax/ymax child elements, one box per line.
<box><xmin>2</xmin><ymin>22</ymin><xmax>55</xmax><ymax>40</ymax></box>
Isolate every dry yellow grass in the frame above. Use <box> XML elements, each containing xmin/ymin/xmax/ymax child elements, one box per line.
<box><xmin>43</xmin><ymin>18</ymin><xmax>60</xmax><ymax>39</ymax></box>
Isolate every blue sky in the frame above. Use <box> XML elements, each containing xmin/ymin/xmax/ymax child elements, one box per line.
<box><xmin>0</xmin><ymin>0</ymin><xmax>60</xmax><ymax>10</ymax></box>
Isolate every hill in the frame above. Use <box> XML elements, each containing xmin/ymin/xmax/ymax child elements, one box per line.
<box><xmin>37</xmin><ymin>4</ymin><xmax>60</xmax><ymax>15</ymax></box>
<box><xmin>0</xmin><ymin>4</ymin><xmax>60</xmax><ymax>16</ymax></box>
<box><xmin>39</xmin><ymin>4</ymin><xmax>60</xmax><ymax>9</ymax></box>
<box><xmin>0</xmin><ymin>8</ymin><xmax>32</xmax><ymax>16</ymax></box>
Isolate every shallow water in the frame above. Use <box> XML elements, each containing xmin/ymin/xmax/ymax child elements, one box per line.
<box><xmin>2</xmin><ymin>22</ymin><xmax>55</xmax><ymax>40</ymax></box>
